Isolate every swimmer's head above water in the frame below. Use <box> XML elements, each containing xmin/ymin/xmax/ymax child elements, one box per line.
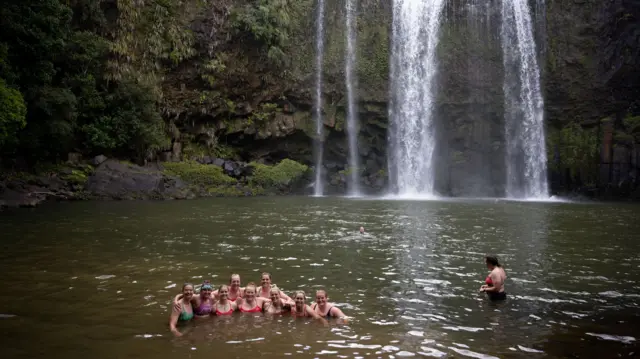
<box><xmin>182</xmin><ymin>283</ymin><xmax>194</xmax><ymax>299</ymax></box>
<box><xmin>359</xmin><ymin>226</ymin><xmax>365</xmax><ymax>234</ymax></box>
<box><xmin>200</xmin><ymin>280</ymin><xmax>213</xmax><ymax>297</ymax></box>
<box><xmin>485</xmin><ymin>255</ymin><xmax>501</xmax><ymax>270</ymax></box>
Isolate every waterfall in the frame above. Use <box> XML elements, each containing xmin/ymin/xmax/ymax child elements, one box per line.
<box><xmin>501</xmin><ymin>0</ymin><xmax>549</xmax><ymax>199</ymax></box>
<box><xmin>389</xmin><ymin>0</ymin><xmax>447</xmax><ymax>197</ymax></box>
<box><xmin>313</xmin><ymin>0</ymin><xmax>326</xmax><ymax>197</ymax></box>
<box><xmin>345</xmin><ymin>0</ymin><xmax>361</xmax><ymax>196</ymax></box>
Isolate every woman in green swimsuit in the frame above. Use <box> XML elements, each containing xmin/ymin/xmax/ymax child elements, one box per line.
<box><xmin>169</xmin><ymin>283</ymin><xmax>194</xmax><ymax>337</ymax></box>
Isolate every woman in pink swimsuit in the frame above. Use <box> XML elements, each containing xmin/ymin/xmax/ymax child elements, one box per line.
<box><xmin>213</xmin><ymin>274</ymin><xmax>245</xmax><ymax>302</ymax></box>
<box><xmin>238</xmin><ymin>283</ymin><xmax>270</xmax><ymax>313</ymax></box>
<box><xmin>213</xmin><ymin>284</ymin><xmax>238</xmax><ymax>315</ymax></box>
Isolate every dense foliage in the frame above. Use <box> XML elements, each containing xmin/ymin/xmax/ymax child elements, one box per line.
<box><xmin>0</xmin><ymin>0</ymin><xmax>197</xmax><ymax>164</ymax></box>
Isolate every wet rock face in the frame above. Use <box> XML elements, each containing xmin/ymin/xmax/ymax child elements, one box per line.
<box><xmin>162</xmin><ymin>0</ymin><xmax>638</xmax><ymax>196</ymax></box>
<box><xmin>86</xmin><ymin>160</ymin><xmax>194</xmax><ymax>200</ymax></box>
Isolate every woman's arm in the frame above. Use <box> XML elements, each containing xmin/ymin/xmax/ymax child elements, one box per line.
<box><xmin>172</xmin><ymin>294</ymin><xmax>184</xmax><ymax>311</ymax></box>
<box><xmin>169</xmin><ymin>306</ymin><xmax>183</xmax><ymax>337</ymax></box>
<box><xmin>306</xmin><ymin>305</ymin><xmax>329</xmax><ymax>325</ymax></box>
<box><xmin>330</xmin><ymin>306</ymin><xmax>349</xmax><ymax>323</ymax></box>
<box><xmin>258</xmin><ymin>297</ymin><xmax>272</xmax><ymax>311</ymax></box>
<box><xmin>279</xmin><ymin>290</ymin><xmax>293</xmax><ymax>302</ymax></box>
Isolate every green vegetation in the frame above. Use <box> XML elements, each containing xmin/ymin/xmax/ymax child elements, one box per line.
<box><xmin>248</xmin><ymin>103</ymin><xmax>279</xmax><ymax>124</ymax></box>
<box><xmin>163</xmin><ymin>161</ymin><xmax>237</xmax><ymax>187</ymax></box>
<box><xmin>231</xmin><ymin>0</ymin><xmax>293</xmax><ymax>67</ymax></box>
<box><xmin>0</xmin><ymin>78</ymin><xmax>26</xmax><ymax>147</ymax></box>
<box><xmin>0</xmin><ymin>0</ymin><xmax>197</xmax><ymax>164</ymax></box>
<box><xmin>547</xmin><ymin>122</ymin><xmax>599</xmax><ymax>184</ymax></box>
<box><xmin>249</xmin><ymin>159</ymin><xmax>309</xmax><ymax>188</ymax></box>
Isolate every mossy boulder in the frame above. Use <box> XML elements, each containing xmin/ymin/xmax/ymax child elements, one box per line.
<box><xmin>248</xmin><ymin>159</ymin><xmax>310</xmax><ymax>192</ymax></box>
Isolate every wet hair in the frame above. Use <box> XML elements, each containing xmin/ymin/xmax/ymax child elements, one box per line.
<box><xmin>201</xmin><ymin>280</ymin><xmax>213</xmax><ymax>291</ymax></box>
<box><xmin>218</xmin><ymin>284</ymin><xmax>229</xmax><ymax>292</ymax></box>
<box><xmin>294</xmin><ymin>290</ymin><xmax>306</xmax><ymax>301</ymax></box>
<box><xmin>261</xmin><ymin>272</ymin><xmax>272</xmax><ymax>280</ymax></box>
<box><xmin>230</xmin><ymin>274</ymin><xmax>241</xmax><ymax>283</ymax></box>
<box><xmin>316</xmin><ymin>289</ymin><xmax>327</xmax><ymax>298</ymax></box>
<box><xmin>182</xmin><ymin>283</ymin><xmax>194</xmax><ymax>291</ymax></box>
<box><xmin>485</xmin><ymin>256</ymin><xmax>501</xmax><ymax>267</ymax></box>
<box><xmin>244</xmin><ymin>282</ymin><xmax>257</xmax><ymax>293</ymax></box>
<box><xmin>269</xmin><ymin>287</ymin><xmax>280</xmax><ymax>295</ymax></box>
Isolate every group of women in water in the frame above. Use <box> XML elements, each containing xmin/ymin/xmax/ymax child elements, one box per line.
<box><xmin>169</xmin><ymin>256</ymin><xmax>507</xmax><ymax>337</ymax></box>
<box><xmin>169</xmin><ymin>272</ymin><xmax>347</xmax><ymax>336</ymax></box>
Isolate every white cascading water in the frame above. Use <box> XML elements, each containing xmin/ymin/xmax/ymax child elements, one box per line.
<box><xmin>501</xmin><ymin>0</ymin><xmax>549</xmax><ymax>199</ymax></box>
<box><xmin>313</xmin><ymin>0</ymin><xmax>326</xmax><ymax>197</ymax></box>
<box><xmin>345</xmin><ymin>0</ymin><xmax>361</xmax><ymax>196</ymax></box>
<box><xmin>388</xmin><ymin>0</ymin><xmax>447</xmax><ymax>197</ymax></box>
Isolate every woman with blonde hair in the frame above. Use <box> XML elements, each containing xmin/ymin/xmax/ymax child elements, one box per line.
<box><xmin>238</xmin><ymin>282</ymin><xmax>270</xmax><ymax>313</ymax></box>
<box><xmin>213</xmin><ymin>284</ymin><xmax>238</xmax><ymax>315</ymax></box>
<box><xmin>212</xmin><ymin>274</ymin><xmax>245</xmax><ymax>302</ymax></box>
<box><xmin>291</xmin><ymin>290</ymin><xmax>327</xmax><ymax>325</ymax></box>
<box><xmin>257</xmin><ymin>272</ymin><xmax>293</xmax><ymax>304</ymax></box>
<box><xmin>264</xmin><ymin>287</ymin><xmax>291</xmax><ymax>315</ymax></box>
<box><xmin>312</xmin><ymin>290</ymin><xmax>347</xmax><ymax>321</ymax></box>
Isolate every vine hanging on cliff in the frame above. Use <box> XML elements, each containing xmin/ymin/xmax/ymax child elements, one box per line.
<box><xmin>107</xmin><ymin>0</ymin><xmax>201</xmax><ymax>89</ymax></box>
<box><xmin>230</xmin><ymin>0</ymin><xmax>292</xmax><ymax>67</ymax></box>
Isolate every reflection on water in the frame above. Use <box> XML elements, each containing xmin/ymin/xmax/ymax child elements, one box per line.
<box><xmin>0</xmin><ymin>197</ymin><xmax>639</xmax><ymax>358</ymax></box>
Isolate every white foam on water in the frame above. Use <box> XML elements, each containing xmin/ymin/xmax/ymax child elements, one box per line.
<box><xmin>327</xmin><ymin>344</ymin><xmax>382</xmax><ymax>349</ymax></box>
<box><xmin>586</xmin><ymin>333</ymin><xmax>636</xmax><ymax>344</ymax></box>
<box><xmin>95</xmin><ymin>275</ymin><xmax>115</xmax><ymax>280</ymax></box>
<box><xmin>539</xmin><ymin>287</ymin><xmax>591</xmax><ymax>296</ymax></box>
<box><xmin>442</xmin><ymin>326</ymin><xmax>485</xmax><ymax>333</ymax></box>
<box><xmin>414</xmin><ymin>278</ymin><xmax>452</xmax><ymax>285</ymax></box>
<box><xmin>408</xmin><ymin>330</ymin><xmax>424</xmax><ymax>337</ymax></box>
<box><xmin>419</xmin><ymin>347</ymin><xmax>447</xmax><ymax>358</ymax></box>
<box><xmin>134</xmin><ymin>334</ymin><xmax>162</xmax><ymax>339</ymax></box>
<box><xmin>371</xmin><ymin>320</ymin><xmax>399</xmax><ymax>326</ymax></box>
<box><xmin>449</xmin><ymin>347</ymin><xmax>500</xmax><ymax>359</ymax></box>
<box><xmin>560</xmin><ymin>311</ymin><xmax>589</xmax><ymax>319</ymax></box>
<box><xmin>517</xmin><ymin>345</ymin><xmax>544</xmax><ymax>353</ymax></box>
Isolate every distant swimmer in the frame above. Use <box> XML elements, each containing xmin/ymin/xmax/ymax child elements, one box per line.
<box><xmin>479</xmin><ymin>255</ymin><xmax>507</xmax><ymax>300</ymax></box>
<box><xmin>359</xmin><ymin>226</ymin><xmax>365</xmax><ymax>234</ymax></box>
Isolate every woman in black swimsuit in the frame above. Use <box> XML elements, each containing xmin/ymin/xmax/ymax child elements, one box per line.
<box><xmin>312</xmin><ymin>290</ymin><xmax>347</xmax><ymax>321</ymax></box>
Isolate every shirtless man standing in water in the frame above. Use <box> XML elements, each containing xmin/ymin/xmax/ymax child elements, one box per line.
<box><xmin>479</xmin><ymin>255</ymin><xmax>507</xmax><ymax>300</ymax></box>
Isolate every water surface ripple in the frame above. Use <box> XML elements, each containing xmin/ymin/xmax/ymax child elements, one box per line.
<box><xmin>0</xmin><ymin>197</ymin><xmax>639</xmax><ymax>358</ymax></box>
